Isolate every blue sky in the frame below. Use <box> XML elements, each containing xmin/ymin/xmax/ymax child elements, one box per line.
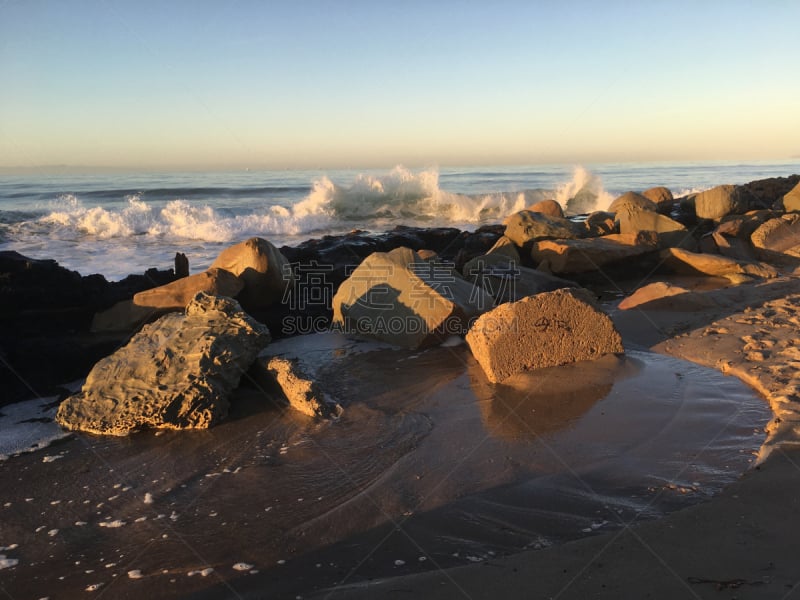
<box><xmin>1</xmin><ymin>0</ymin><xmax>798</xmax><ymax>169</ymax></box>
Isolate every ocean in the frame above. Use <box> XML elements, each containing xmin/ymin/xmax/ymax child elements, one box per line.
<box><xmin>0</xmin><ymin>160</ymin><xmax>797</xmax><ymax>280</ymax></box>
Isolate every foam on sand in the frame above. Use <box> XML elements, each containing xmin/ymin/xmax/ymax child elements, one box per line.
<box><xmin>0</xmin><ymin>394</ymin><xmax>73</xmax><ymax>461</ymax></box>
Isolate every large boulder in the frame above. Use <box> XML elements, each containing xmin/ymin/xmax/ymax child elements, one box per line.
<box><xmin>617</xmin><ymin>206</ymin><xmax>692</xmax><ymax>249</ymax></box>
<box><xmin>503</xmin><ymin>210</ymin><xmax>581</xmax><ymax>246</ymax></box>
<box><xmin>751</xmin><ymin>213</ymin><xmax>800</xmax><ymax>259</ymax></box>
<box><xmin>642</xmin><ymin>186</ymin><xmax>675</xmax><ymax>214</ymax></box>
<box><xmin>466</xmin><ymin>288</ymin><xmax>624</xmax><ymax>383</ymax></box>
<box><xmin>583</xmin><ymin>211</ymin><xmax>617</xmax><ymax>237</ymax></box>
<box><xmin>210</xmin><ymin>237</ymin><xmax>292</xmax><ymax>309</ymax></box>
<box><xmin>695</xmin><ymin>185</ymin><xmax>755</xmax><ymax>220</ymax></box>
<box><xmin>332</xmin><ymin>247</ymin><xmax>493</xmax><ymax>349</ymax></box>
<box><xmin>56</xmin><ymin>293</ymin><xmax>271</xmax><ymax>435</ymax></box>
<box><xmin>526</xmin><ymin>199</ymin><xmax>565</xmax><ymax>218</ymax></box>
<box><xmin>462</xmin><ymin>252</ymin><xmax>576</xmax><ymax>303</ymax></box>
<box><xmin>607</xmin><ymin>191</ymin><xmax>657</xmax><ymax>214</ymax></box>
<box><xmin>781</xmin><ymin>181</ymin><xmax>800</xmax><ymax>212</ymax></box>
<box><xmin>531</xmin><ymin>231</ymin><xmax>659</xmax><ymax>274</ymax></box>
<box><xmin>659</xmin><ymin>247</ymin><xmax>779</xmax><ymax>281</ymax></box>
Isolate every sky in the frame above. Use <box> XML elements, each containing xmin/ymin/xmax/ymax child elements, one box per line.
<box><xmin>1</xmin><ymin>0</ymin><xmax>799</xmax><ymax>170</ymax></box>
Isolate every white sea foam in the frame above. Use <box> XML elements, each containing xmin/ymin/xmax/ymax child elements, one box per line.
<box><xmin>0</xmin><ymin>395</ymin><xmax>72</xmax><ymax>461</ymax></box>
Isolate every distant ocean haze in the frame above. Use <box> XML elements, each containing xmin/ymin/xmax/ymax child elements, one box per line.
<box><xmin>0</xmin><ymin>160</ymin><xmax>797</xmax><ymax>280</ymax></box>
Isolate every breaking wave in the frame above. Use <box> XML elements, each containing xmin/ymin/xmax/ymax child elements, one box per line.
<box><xmin>20</xmin><ymin>166</ymin><xmax>614</xmax><ymax>245</ymax></box>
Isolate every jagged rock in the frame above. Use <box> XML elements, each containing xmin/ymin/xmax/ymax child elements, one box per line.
<box><xmin>466</xmin><ymin>288</ymin><xmax>624</xmax><ymax>383</ymax></box>
<box><xmin>503</xmin><ymin>210</ymin><xmax>582</xmax><ymax>246</ymax></box>
<box><xmin>332</xmin><ymin>247</ymin><xmax>493</xmax><ymax>349</ymax></box>
<box><xmin>462</xmin><ymin>252</ymin><xmax>576</xmax><ymax>303</ymax></box>
<box><xmin>617</xmin><ymin>206</ymin><xmax>693</xmax><ymax>249</ymax></box>
<box><xmin>695</xmin><ymin>185</ymin><xmax>756</xmax><ymax>220</ymax></box>
<box><xmin>751</xmin><ymin>214</ymin><xmax>800</xmax><ymax>259</ymax></box>
<box><xmin>56</xmin><ymin>293</ymin><xmax>271</xmax><ymax>435</ymax></box>
<box><xmin>583</xmin><ymin>211</ymin><xmax>617</xmax><ymax>237</ymax></box>
<box><xmin>608</xmin><ymin>191</ymin><xmax>657</xmax><ymax>214</ymax></box>
<box><xmin>782</xmin><ymin>181</ymin><xmax>800</xmax><ymax>212</ymax></box>
<box><xmin>526</xmin><ymin>199</ymin><xmax>565</xmax><ymax>218</ymax></box>
<box><xmin>642</xmin><ymin>186</ymin><xmax>675</xmax><ymax>214</ymax></box>
<box><xmin>210</xmin><ymin>237</ymin><xmax>293</xmax><ymax>309</ymax></box>
<box><xmin>659</xmin><ymin>247</ymin><xmax>779</xmax><ymax>281</ymax></box>
<box><xmin>485</xmin><ymin>235</ymin><xmax>521</xmax><ymax>261</ymax></box>
<box><xmin>254</xmin><ymin>355</ymin><xmax>341</xmax><ymax>419</ymax></box>
<box><xmin>530</xmin><ymin>231</ymin><xmax>659</xmax><ymax>274</ymax></box>
<box><xmin>739</xmin><ymin>175</ymin><xmax>800</xmax><ymax>210</ymax></box>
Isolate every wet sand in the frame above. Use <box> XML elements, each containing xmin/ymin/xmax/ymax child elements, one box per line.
<box><xmin>0</xmin><ymin>319</ymin><xmax>773</xmax><ymax>599</ymax></box>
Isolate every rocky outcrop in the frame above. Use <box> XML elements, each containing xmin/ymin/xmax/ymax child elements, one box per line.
<box><xmin>56</xmin><ymin>293</ymin><xmax>270</xmax><ymax>435</ymax></box>
<box><xmin>608</xmin><ymin>191</ymin><xmax>657</xmax><ymax>214</ymax></box>
<box><xmin>332</xmin><ymin>247</ymin><xmax>493</xmax><ymax>349</ymax></box>
<box><xmin>695</xmin><ymin>185</ymin><xmax>756</xmax><ymax>220</ymax></box>
<box><xmin>503</xmin><ymin>210</ymin><xmax>581</xmax><ymax>246</ymax></box>
<box><xmin>254</xmin><ymin>355</ymin><xmax>341</xmax><ymax>419</ymax></box>
<box><xmin>751</xmin><ymin>214</ymin><xmax>800</xmax><ymax>260</ymax></box>
<box><xmin>210</xmin><ymin>237</ymin><xmax>293</xmax><ymax>309</ymax></box>
<box><xmin>466</xmin><ymin>287</ymin><xmax>624</xmax><ymax>383</ymax></box>
<box><xmin>659</xmin><ymin>247</ymin><xmax>779</xmax><ymax>281</ymax></box>
<box><xmin>531</xmin><ymin>231</ymin><xmax>659</xmax><ymax>274</ymax></box>
<box><xmin>739</xmin><ymin>174</ymin><xmax>800</xmax><ymax>210</ymax></box>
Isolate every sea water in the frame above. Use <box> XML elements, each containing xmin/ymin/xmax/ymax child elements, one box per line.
<box><xmin>0</xmin><ymin>160</ymin><xmax>797</xmax><ymax>280</ymax></box>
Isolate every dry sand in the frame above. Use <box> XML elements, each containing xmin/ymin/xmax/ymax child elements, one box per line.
<box><xmin>316</xmin><ymin>273</ymin><xmax>800</xmax><ymax>600</ymax></box>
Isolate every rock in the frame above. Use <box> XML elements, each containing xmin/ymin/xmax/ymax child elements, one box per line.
<box><xmin>56</xmin><ymin>293</ymin><xmax>271</xmax><ymax>435</ymax></box>
<box><xmin>530</xmin><ymin>231</ymin><xmax>659</xmax><ymax>274</ymax></box>
<box><xmin>462</xmin><ymin>253</ymin><xmax>576</xmax><ymax>303</ymax></box>
<box><xmin>91</xmin><ymin>299</ymin><xmax>159</xmax><ymax>333</ymax></box>
<box><xmin>503</xmin><ymin>210</ymin><xmax>582</xmax><ymax>246</ymax></box>
<box><xmin>583</xmin><ymin>211</ymin><xmax>617</xmax><ymax>237</ymax></box>
<box><xmin>642</xmin><ymin>186</ymin><xmax>675</xmax><ymax>214</ymax></box>
<box><xmin>565</xmin><ymin>186</ymin><xmax>598</xmax><ymax>216</ymax></box>
<box><xmin>659</xmin><ymin>247</ymin><xmax>779</xmax><ymax>281</ymax></box>
<box><xmin>174</xmin><ymin>253</ymin><xmax>189</xmax><ymax>278</ymax></box>
<box><xmin>526</xmin><ymin>199</ymin><xmax>565</xmax><ymax>218</ymax></box>
<box><xmin>617</xmin><ymin>206</ymin><xmax>692</xmax><ymax>249</ymax></box>
<box><xmin>695</xmin><ymin>185</ymin><xmax>755</xmax><ymax>220</ymax></box>
<box><xmin>332</xmin><ymin>247</ymin><xmax>493</xmax><ymax>349</ymax></box>
<box><xmin>751</xmin><ymin>213</ymin><xmax>800</xmax><ymax>259</ymax></box>
<box><xmin>781</xmin><ymin>181</ymin><xmax>800</xmax><ymax>212</ymax></box>
<box><xmin>711</xmin><ymin>231</ymin><xmax>756</xmax><ymax>262</ymax></box>
<box><xmin>739</xmin><ymin>174</ymin><xmax>800</xmax><ymax>210</ymax></box>
<box><xmin>210</xmin><ymin>237</ymin><xmax>293</xmax><ymax>309</ymax></box>
<box><xmin>618</xmin><ymin>282</ymin><xmax>720</xmax><ymax>311</ymax></box>
<box><xmin>133</xmin><ymin>268</ymin><xmax>244</xmax><ymax>312</ymax></box>
<box><xmin>607</xmin><ymin>191</ymin><xmax>658</xmax><ymax>214</ymax></box>
<box><xmin>255</xmin><ymin>355</ymin><xmax>341</xmax><ymax>419</ymax></box>
<box><xmin>484</xmin><ymin>235</ymin><xmax>521</xmax><ymax>262</ymax></box>
<box><xmin>465</xmin><ymin>288</ymin><xmax>624</xmax><ymax>383</ymax></box>
<box><xmin>416</xmin><ymin>249</ymin><xmax>438</xmax><ymax>261</ymax></box>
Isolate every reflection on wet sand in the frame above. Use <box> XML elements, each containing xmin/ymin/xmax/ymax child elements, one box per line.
<box><xmin>470</xmin><ymin>354</ymin><xmax>640</xmax><ymax>441</ymax></box>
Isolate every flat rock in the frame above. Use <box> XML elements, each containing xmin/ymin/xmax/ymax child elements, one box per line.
<box><xmin>332</xmin><ymin>247</ymin><xmax>493</xmax><ymax>349</ymax></box>
<box><xmin>782</xmin><ymin>181</ymin><xmax>800</xmax><ymax>212</ymax></box>
<box><xmin>132</xmin><ymin>268</ymin><xmax>244</xmax><ymax>312</ymax></box>
<box><xmin>659</xmin><ymin>247</ymin><xmax>779</xmax><ymax>281</ymax></box>
<box><xmin>530</xmin><ymin>232</ymin><xmax>659</xmax><ymax>274</ymax></box>
<box><xmin>618</xmin><ymin>282</ymin><xmax>720</xmax><ymax>311</ymax></box>
<box><xmin>56</xmin><ymin>293</ymin><xmax>271</xmax><ymax>435</ymax></box>
<box><xmin>503</xmin><ymin>210</ymin><xmax>581</xmax><ymax>246</ymax></box>
<box><xmin>466</xmin><ymin>288</ymin><xmax>623</xmax><ymax>383</ymax></box>
<box><xmin>210</xmin><ymin>237</ymin><xmax>293</xmax><ymax>309</ymax></box>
